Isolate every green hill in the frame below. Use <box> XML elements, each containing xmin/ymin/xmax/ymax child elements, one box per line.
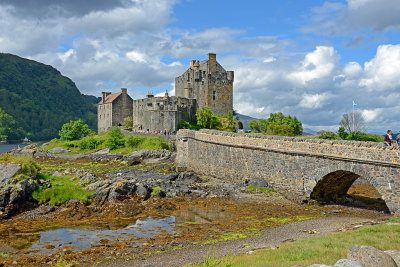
<box><xmin>0</xmin><ymin>53</ymin><xmax>97</xmax><ymax>141</ymax></box>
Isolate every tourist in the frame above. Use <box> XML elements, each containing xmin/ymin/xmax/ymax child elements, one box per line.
<box><xmin>396</xmin><ymin>132</ymin><xmax>400</xmax><ymax>146</ymax></box>
<box><xmin>384</xmin><ymin>130</ymin><xmax>392</xmax><ymax>146</ymax></box>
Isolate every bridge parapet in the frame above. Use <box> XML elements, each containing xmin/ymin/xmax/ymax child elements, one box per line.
<box><xmin>177</xmin><ymin>129</ymin><xmax>400</xmax><ymax>166</ymax></box>
<box><xmin>176</xmin><ymin>129</ymin><xmax>400</xmax><ymax>214</ymax></box>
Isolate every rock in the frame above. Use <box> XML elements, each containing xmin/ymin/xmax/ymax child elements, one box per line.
<box><xmin>334</xmin><ymin>259</ymin><xmax>364</xmax><ymax>267</ymax></box>
<box><xmin>136</xmin><ymin>184</ymin><xmax>151</xmax><ymax>200</ymax></box>
<box><xmin>91</xmin><ymin>148</ymin><xmax>110</xmax><ymax>155</ymax></box>
<box><xmin>49</xmin><ymin>147</ymin><xmax>71</xmax><ymax>154</ymax></box>
<box><xmin>0</xmin><ymin>163</ymin><xmax>21</xmax><ymax>187</ymax></box>
<box><xmin>384</xmin><ymin>250</ymin><xmax>400</xmax><ymax>266</ymax></box>
<box><xmin>125</xmin><ymin>149</ymin><xmax>171</xmax><ymax>160</ymax></box>
<box><xmin>348</xmin><ymin>245</ymin><xmax>397</xmax><ymax>267</ymax></box>
<box><xmin>307</xmin><ymin>265</ymin><xmax>333</xmax><ymax>267</ymax></box>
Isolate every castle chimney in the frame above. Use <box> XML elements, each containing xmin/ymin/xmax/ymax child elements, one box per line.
<box><xmin>121</xmin><ymin>88</ymin><xmax>127</xmax><ymax>95</ymax></box>
<box><xmin>208</xmin><ymin>53</ymin><xmax>216</xmax><ymax>73</ymax></box>
<box><xmin>227</xmin><ymin>71</ymin><xmax>234</xmax><ymax>81</ymax></box>
<box><xmin>102</xmin><ymin>92</ymin><xmax>107</xmax><ymax>103</ymax></box>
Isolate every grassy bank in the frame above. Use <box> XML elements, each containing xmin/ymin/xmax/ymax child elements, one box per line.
<box><xmin>40</xmin><ymin>128</ymin><xmax>170</xmax><ymax>154</ymax></box>
<box><xmin>195</xmin><ymin>219</ymin><xmax>400</xmax><ymax>267</ymax></box>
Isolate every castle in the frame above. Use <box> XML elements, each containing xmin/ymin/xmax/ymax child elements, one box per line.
<box><xmin>98</xmin><ymin>53</ymin><xmax>234</xmax><ymax>133</ymax></box>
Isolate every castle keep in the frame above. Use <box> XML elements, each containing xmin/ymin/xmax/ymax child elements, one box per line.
<box><xmin>98</xmin><ymin>53</ymin><xmax>234</xmax><ymax>133</ymax></box>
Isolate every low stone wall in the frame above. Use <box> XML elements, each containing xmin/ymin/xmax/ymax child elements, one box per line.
<box><xmin>176</xmin><ymin>129</ymin><xmax>400</xmax><ymax>213</ymax></box>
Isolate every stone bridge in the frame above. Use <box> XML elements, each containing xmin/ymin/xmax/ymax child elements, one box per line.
<box><xmin>176</xmin><ymin>129</ymin><xmax>400</xmax><ymax>214</ymax></box>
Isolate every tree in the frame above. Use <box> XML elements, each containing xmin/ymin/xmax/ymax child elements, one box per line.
<box><xmin>0</xmin><ymin>107</ymin><xmax>25</xmax><ymax>140</ymax></box>
<box><xmin>340</xmin><ymin>111</ymin><xmax>365</xmax><ymax>133</ymax></box>
<box><xmin>106</xmin><ymin>126</ymin><xmax>125</xmax><ymax>150</ymax></box>
<box><xmin>59</xmin><ymin>119</ymin><xmax>94</xmax><ymax>141</ymax></box>
<box><xmin>337</xmin><ymin>127</ymin><xmax>348</xmax><ymax>139</ymax></box>
<box><xmin>123</xmin><ymin>116</ymin><xmax>133</xmax><ymax>129</ymax></box>
<box><xmin>216</xmin><ymin>111</ymin><xmax>236</xmax><ymax>132</ymax></box>
<box><xmin>248</xmin><ymin>112</ymin><xmax>302</xmax><ymax>136</ymax></box>
<box><xmin>196</xmin><ymin>107</ymin><xmax>220</xmax><ymax>129</ymax></box>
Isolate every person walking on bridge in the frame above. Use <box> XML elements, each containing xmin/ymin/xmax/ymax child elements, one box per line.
<box><xmin>384</xmin><ymin>130</ymin><xmax>392</xmax><ymax>146</ymax></box>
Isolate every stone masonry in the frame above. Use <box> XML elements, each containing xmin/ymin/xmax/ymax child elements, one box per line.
<box><xmin>98</xmin><ymin>88</ymin><xmax>133</xmax><ymax>133</ymax></box>
<box><xmin>98</xmin><ymin>53</ymin><xmax>234</xmax><ymax>133</ymax></box>
<box><xmin>175</xmin><ymin>53</ymin><xmax>234</xmax><ymax>115</ymax></box>
<box><xmin>176</xmin><ymin>129</ymin><xmax>400</xmax><ymax>214</ymax></box>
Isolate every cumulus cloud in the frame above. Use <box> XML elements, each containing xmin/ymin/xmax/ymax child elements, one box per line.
<box><xmin>289</xmin><ymin>46</ymin><xmax>339</xmax><ymax>84</ymax></box>
<box><xmin>304</xmin><ymin>0</ymin><xmax>400</xmax><ymax>35</ymax></box>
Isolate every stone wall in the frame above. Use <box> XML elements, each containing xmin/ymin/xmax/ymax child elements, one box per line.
<box><xmin>97</xmin><ymin>103</ymin><xmax>112</xmax><ymax>133</ymax></box>
<box><xmin>132</xmin><ymin>95</ymin><xmax>196</xmax><ymax>132</ymax></box>
<box><xmin>175</xmin><ymin>53</ymin><xmax>233</xmax><ymax>115</ymax></box>
<box><xmin>176</xmin><ymin>129</ymin><xmax>400</xmax><ymax>214</ymax></box>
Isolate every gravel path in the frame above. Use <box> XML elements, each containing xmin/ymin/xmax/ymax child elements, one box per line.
<box><xmin>98</xmin><ymin>216</ymin><xmax>378</xmax><ymax>267</ymax></box>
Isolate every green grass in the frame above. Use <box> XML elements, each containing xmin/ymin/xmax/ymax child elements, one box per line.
<box><xmin>0</xmin><ymin>154</ymin><xmax>40</xmax><ymax>180</ymax></box>
<box><xmin>246</xmin><ymin>185</ymin><xmax>274</xmax><ymax>194</ymax></box>
<box><xmin>151</xmin><ymin>186</ymin><xmax>164</xmax><ymax>196</ymax></box>
<box><xmin>40</xmin><ymin>132</ymin><xmax>169</xmax><ymax>155</ymax></box>
<box><xmin>192</xmin><ymin>247</ymin><xmax>233</xmax><ymax>267</ymax></box>
<box><xmin>32</xmin><ymin>173</ymin><xmax>94</xmax><ymax>205</ymax></box>
<box><xmin>204</xmin><ymin>222</ymin><xmax>400</xmax><ymax>267</ymax></box>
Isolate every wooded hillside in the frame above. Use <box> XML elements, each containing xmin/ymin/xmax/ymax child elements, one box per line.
<box><xmin>0</xmin><ymin>53</ymin><xmax>97</xmax><ymax>140</ymax></box>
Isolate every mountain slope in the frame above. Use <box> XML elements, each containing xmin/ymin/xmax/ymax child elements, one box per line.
<box><xmin>0</xmin><ymin>53</ymin><xmax>96</xmax><ymax>140</ymax></box>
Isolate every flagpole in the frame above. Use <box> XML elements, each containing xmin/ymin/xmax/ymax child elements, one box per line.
<box><xmin>352</xmin><ymin>100</ymin><xmax>355</xmax><ymax>133</ymax></box>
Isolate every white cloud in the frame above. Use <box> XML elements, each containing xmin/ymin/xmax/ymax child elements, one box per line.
<box><xmin>359</xmin><ymin>44</ymin><xmax>400</xmax><ymax>91</ymax></box>
<box><xmin>126</xmin><ymin>51</ymin><xmax>148</xmax><ymax>63</ymax></box>
<box><xmin>304</xmin><ymin>0</ymin><xmax>400</xmax><ymax>35</ymax></box>
<box><xmin>361</xmin><ymin>108</ymin><xmax>381</xmax><ymax>123</ymax></box>
<box><xmin>289</xmin><ymin>46</ymin><xmax>339</xmax><ymax>84</ymax></box>
<box><xmin>299</xmin><ymin>93</ymin><xmax>330</xmax><ymax>109</ymax></box>
<box><xmin>263</xmin><ymin>57</ymin><xmax>276</xmax><ymax>63</ymax></box>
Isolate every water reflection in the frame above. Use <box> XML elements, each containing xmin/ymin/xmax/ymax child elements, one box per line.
<box><xmin>30</xmin><ymin>216</ymin><xmax>175</xmax><ymax>254</ymax></box>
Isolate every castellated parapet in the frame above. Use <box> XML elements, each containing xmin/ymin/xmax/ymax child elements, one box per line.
<box><xmin>132</xmin><ymin>91</ymin><xmax>196</xmax><ymax>132</ymax></box>
<box><xmin>175</xmin><ymin>53</ymin><xmax>234</xmax><ymax>115</ymax></box>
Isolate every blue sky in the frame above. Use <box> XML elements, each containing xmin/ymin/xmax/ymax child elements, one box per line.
<box><xmin>1</xmin><ymin>0</ymin><xmax>400</xmax><ymax>133</ymax></box>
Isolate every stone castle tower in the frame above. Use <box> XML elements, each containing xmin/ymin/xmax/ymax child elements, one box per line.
<box><xmin>175</xmin><ymin>53</ymin><xmax>234</xmax><ymax>115</ymax></box>
<box><xmin>98</xmin><ymin>53</ymin><xmax>234</xmax><ymax>133</ymax></box>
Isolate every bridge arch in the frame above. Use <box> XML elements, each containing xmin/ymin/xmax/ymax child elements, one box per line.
<box><xmin>176</xmin><ymin>129</ymin><xmax>400</xmax><ymax>214</ymax></box>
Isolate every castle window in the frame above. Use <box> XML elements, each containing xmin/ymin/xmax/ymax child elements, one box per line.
<box><xmin>213</xmin><ymin>91</ymin><xmax>216</xmax><ymax>101</ymax></box>
<box><xmin>187</xmin><ymin>72</ymin><xmax>190</xmax><ymax>81</ymax></box>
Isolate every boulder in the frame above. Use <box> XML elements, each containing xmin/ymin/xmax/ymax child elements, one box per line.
<box><xmin>384</xmin><ymin>250</ymin><xmax>400</xmax><ymax>266</ymax></box>
<box><xmin>125</xmin><ymin>149</ymin><xmax>171</xmax><ymax>160</ymax></box>
<box><xmin>0</xmin><ymin>163</ymin><xmax>21</xmax><ymax>187</ymax></box>
<box><xmin>49</xmin><ymin>147</ymin><xmax>71</xmax><ymax>154</ymax></box>
<box><xmin>334</xmin><ymin>259</ymin><xmax>364</xmax><ymax>267</ymax></box>
<box><xmin>348</xmin><ymin>245</ymin><xmax>397</xmax><ymax>267</ymax></box>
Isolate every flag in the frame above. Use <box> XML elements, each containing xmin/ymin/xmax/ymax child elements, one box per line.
<box><xmin>353</xmin><ymin>100</ymin><xmax>357</xmax><ymax>107</ymax></box>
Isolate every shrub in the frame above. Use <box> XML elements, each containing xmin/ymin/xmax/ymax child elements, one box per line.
<box><xmin>125</xmin><ymin>136</ymin><xmax>146</xmax><ymax>148</ymax></box>
<box><xmin>318</xmin><ymin>131</ymin><xmax>337</xmax><ymax>140</ymax></box>
<box><xmin>59</xmin><ymin>119</ymin><xmax>94</xmax><ymax>141</ymax></box>
<box><xmin>78</xmin><ymin>136</ymin><xmax>103</xmax><ymax>150</ymax></box>
<box><xmin>106</xmin><ymin>127</ymin><xmax>125</xmax><ymax>150</ymax></box>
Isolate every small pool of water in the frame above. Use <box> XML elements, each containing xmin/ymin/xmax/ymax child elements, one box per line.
<box><xmin>27</xmin><ymin>206</ymin><xmax>229</xmax><ymax>255</ymax></box>
<box><xmin>29</xmin><ymin>216</ymin><xmax>176</xmax><ymax>254</ymax></box>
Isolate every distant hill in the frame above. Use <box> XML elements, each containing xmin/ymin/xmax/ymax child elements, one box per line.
<box><xmin>236</xmin><ymin>113</ymin><xmax>259</xmax><ymax>130</ymax></box>
<box><xmin>302</xmin><ymin>128</ymin><xmax>317</xmax><ymax>136</ymax></box>
<box><xmin>0</xmin><ymin>53</ymin><xmax>97</xmax><ymax>141</ymax></box>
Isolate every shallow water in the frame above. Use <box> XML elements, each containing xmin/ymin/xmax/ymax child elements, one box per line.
<box><xmin>26</xmin><ymin>206</ymin><xmax>228</xmax><ymax>255</ymax></box>
<box><xmin>0</xmin><ymin>143</ymin><xmax>27</xmax><ymax>154</ymax></box>
<box><xmin>29</xmin><ymin>216</ymin><xmax>176</xmax><ymax>254</ymax></box>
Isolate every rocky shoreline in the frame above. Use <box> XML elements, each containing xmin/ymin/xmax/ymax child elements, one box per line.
<box><xmin>0</xmin><ymin>144</ymin><xmax>396</xmax><ymax>266</ymax></box>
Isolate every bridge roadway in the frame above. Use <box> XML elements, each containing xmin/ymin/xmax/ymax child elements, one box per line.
<box><xmin>176</xmin><ymin>129</ymin><xmax>400</xmax><ymax>214</ymax></box>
